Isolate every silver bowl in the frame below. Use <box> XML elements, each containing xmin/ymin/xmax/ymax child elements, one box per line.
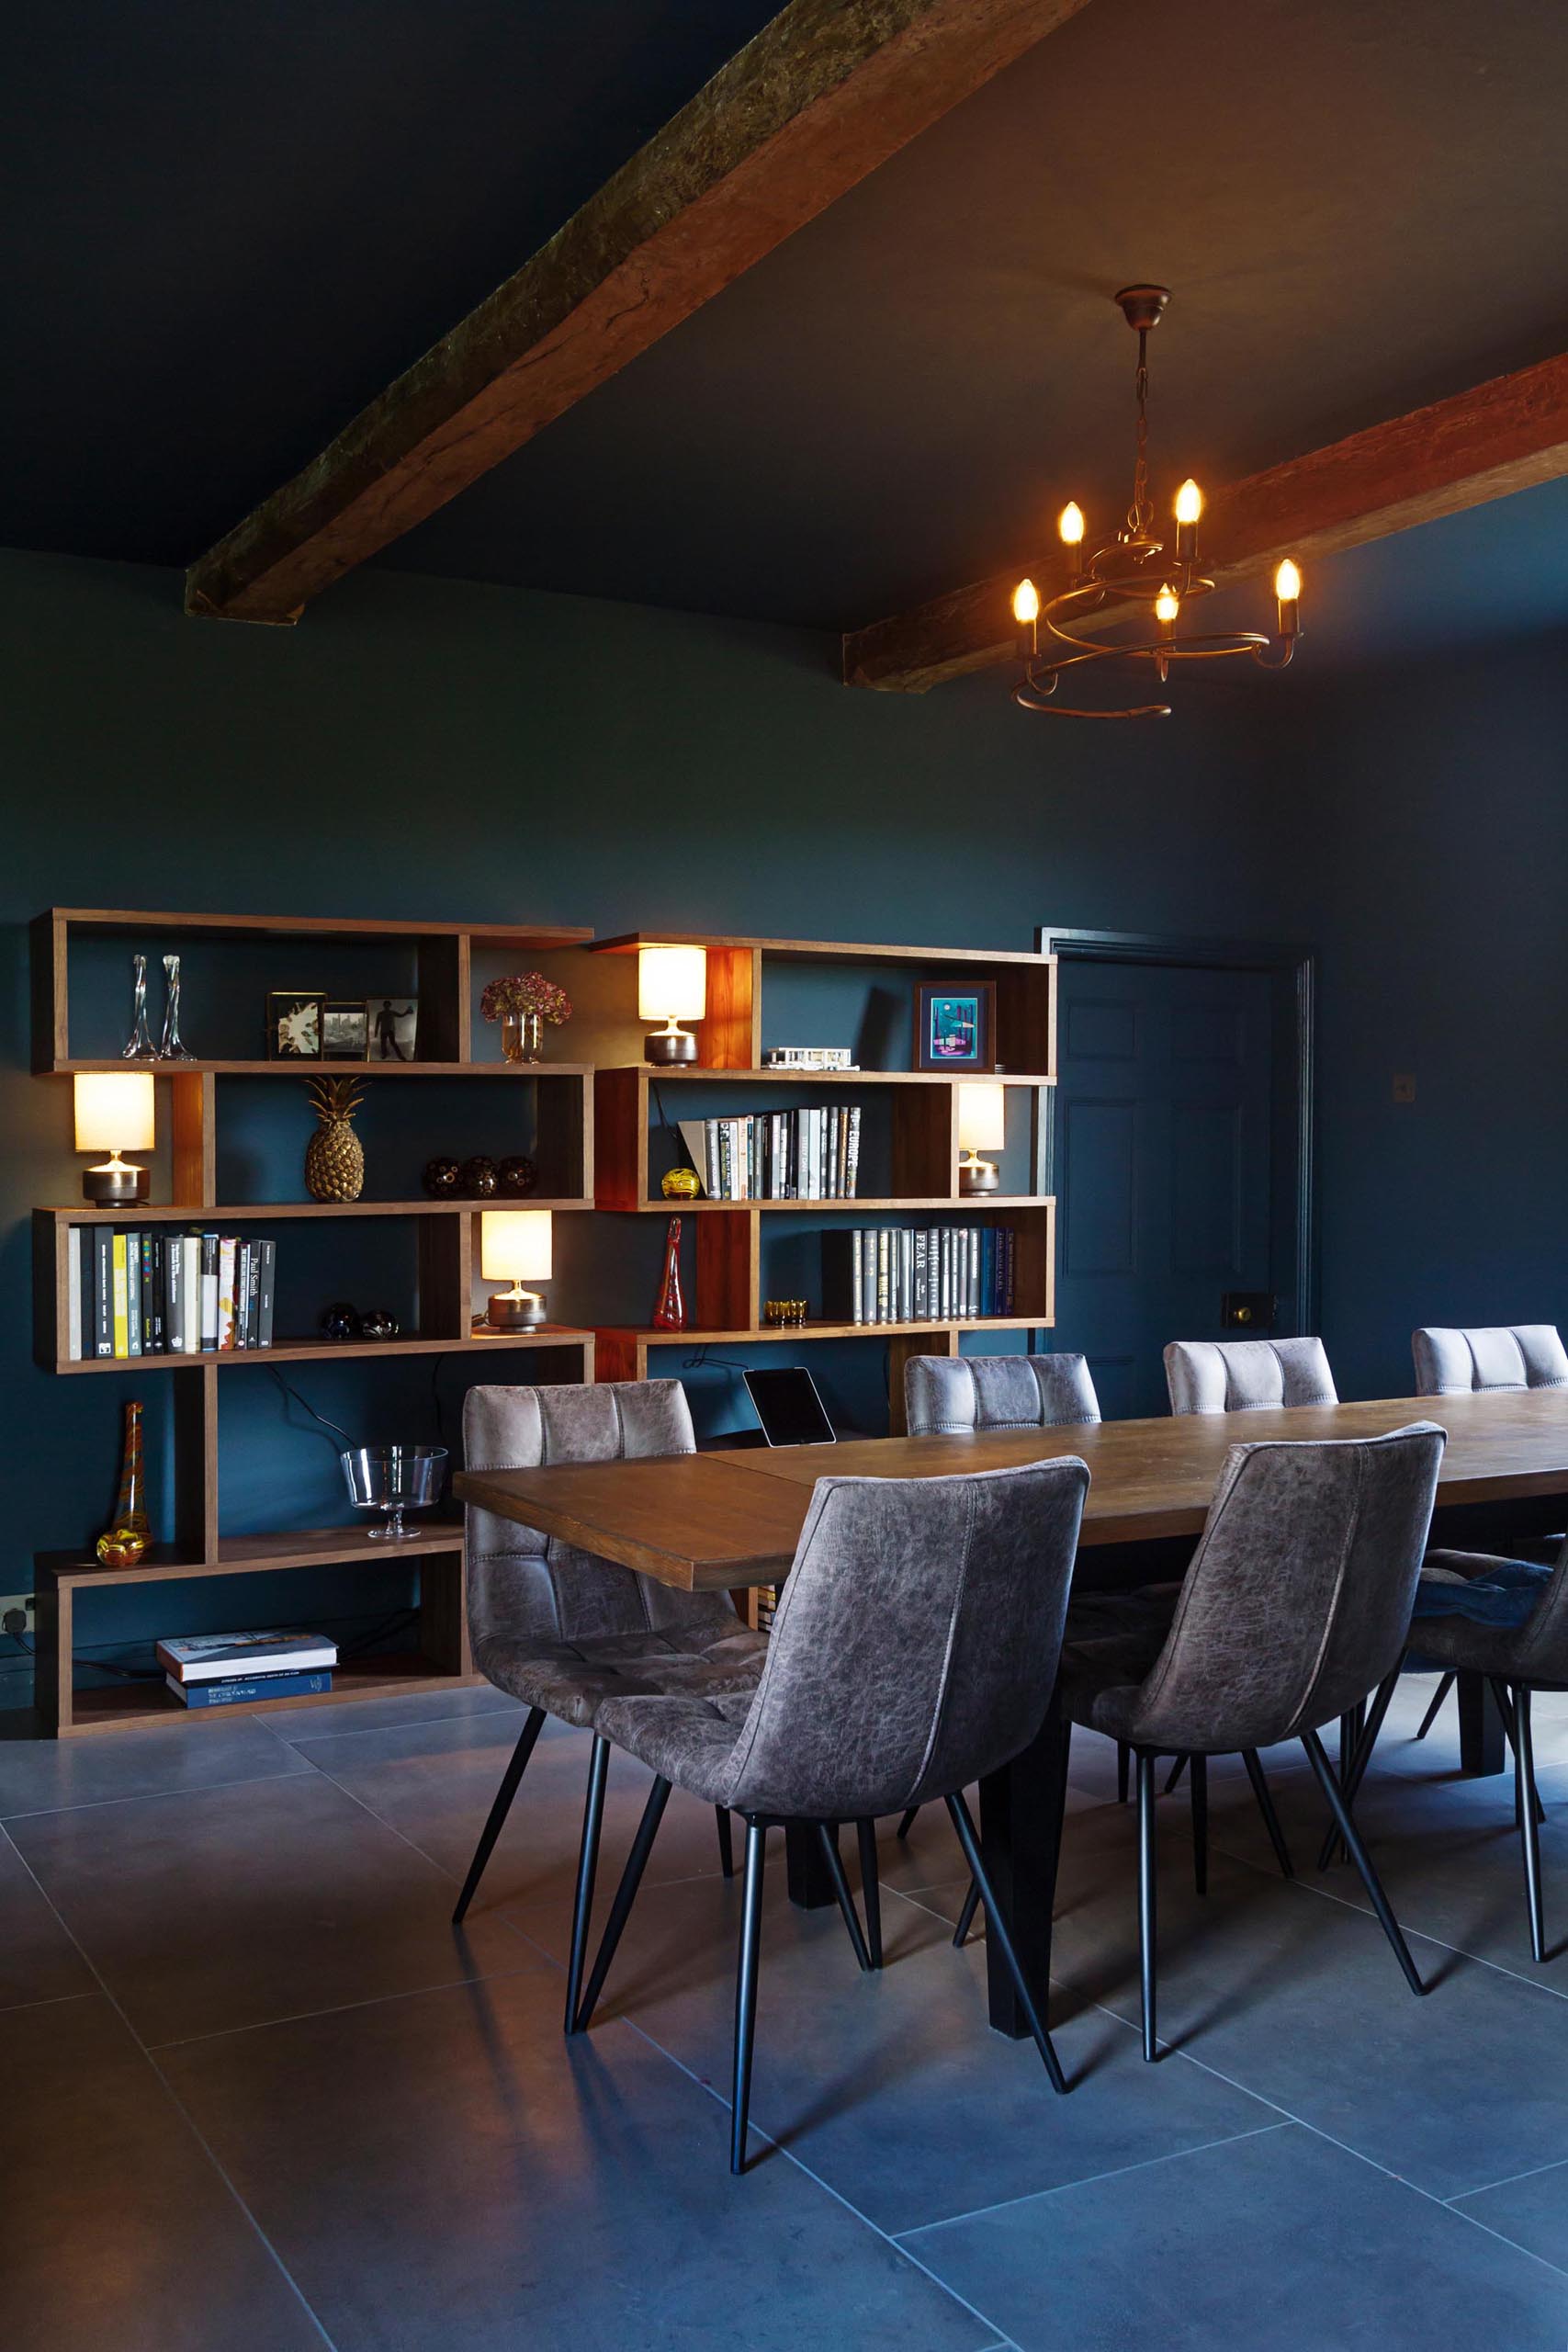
<box><xmin>341</xmin><ymin>1444</ymin><xmax>448</xmax><ymax>1542</ymax></box>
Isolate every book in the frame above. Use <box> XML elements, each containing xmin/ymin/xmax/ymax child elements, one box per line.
<box><xmin>200</xmin><ymin>1232</ymin><xmax>219</xmax><ymax>1350</ymax></box>
<box><xmin>254</xmin><ymin>1238</ymin><xmax>276</xmax><ymax>1348</ymax></box>
<box><xmin>182</xmin><ymin>1233</ymin><xmax>202</xmax><ymax>1351</ymax></box>
<box><xmin>94</xmin><ymin>1228</ymin><xmax>114</xmax><ymax>1356</ymax></box>
<box><xmin>66</xmin><ymin>1227</ymin><xmax>82</xmax><ymax>1361</ymax></box>
<box><xmin>168</xmin><ymin>1670</ymin><xmax>333</xmax><ymax>1708</ymax></box>
<box><xmin>233</xmin><ymin>1239</ymin><xmax>251</xmax><ymax>1349</ymax></box>
<box><xmin>111</xmin><ymin>1232</ymin><xmax>130</xmax><ymax>1357</ymax></box>
<box><xmin>157</xmin><ymin>1629</ymin><xmax>339</xmax><ymax>1681</ymax></box>
<box><xmin>217</xmin><ymin>1236</ymin><xmax>238</xmax><ymax>1350</ymax></box>
<box><xmin>165</xmin><ymin>1228</ymin><xmax>184</xmax><ymax>1354</ymax></box>
<box><xmin>125</xmin><ymin>1228</ymin><xmax>142</xmax><ymax>1355</ymax></box>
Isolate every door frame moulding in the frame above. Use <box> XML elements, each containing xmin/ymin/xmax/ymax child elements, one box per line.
<box><xmin>1035</xmin><ymin>925</ymin><xmax>1317</xmax><ymax>1342</ymax></box>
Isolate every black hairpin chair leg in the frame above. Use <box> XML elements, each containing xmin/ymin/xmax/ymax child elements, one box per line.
<box><xmin>816</xmin><ymin>1824</ymin><xmax>873</xmax><ymax>1973</ymax></box>
<box><xmin>1117</xmin><ymin>1743</ymin><xmax>1131</xmax><ymax>1804</ymax></box>
<box><xmin>732</xmin><ymin>1820</ymin><xmax>767</xmax><ymax>2173</ymax></box>
<box><xmin>452</xmin><ymin>1705</ymin><xmax>547</xmax><ymax>1925</ymax></box>
<box><xmin>1137</xmin><ymin>1749</ymin><xmax>1159</xmax><ymax>2060</ymax></box>
<box><xmin>855</xmin><ymin>1819</ymin><xmax>883</xmax><ymax>1968</ymax></box>
<box><xmin>716</xmin><ymin>1808</ymin><xmax>735</xmax><ymax>1879</ymax></box>
<box><xmin>952</xmin><ymin>1876</ymin><xmax>982</xmax><ymax>1948</ymax></box>
<box><xmin>944</xmin><ymin>1789</ymin><xmax>1066</xmax><ymax>2092</ymax></box>
<box><xmin>896</xmin><ymin>1807</ymin><xmax>920</xmax><ymax>1840</ymax></box>
<box><xmin>1486</xmin><ymin>1681</ymin><xmax>1548</xmax><ymax>1831</ymax></box>
<box><xmin>572</xmin><ymin>1770</ymin><xmax>671</xmax><ymax>2033</ymax></box>
<box><xmin>1243</xmin><ymin>1748</ymin><xmax>1295</xmax><ymax>1878</ymax></box>
<box><xmin>1416</xmin><ymin>1672</ymin><xmax>1455</xmax><ymax>1740</ymax></box>
<box><xmin>1316</xmin><ymin>1665</ymin><xmax>1403</xmax><ymax>1872</ymax></box>
<box><xmin>1164</xmin><ymin>1754</ymin><xmax>1187</xmax><ymax>1794</ymax></box>
<box><xmin>563</xmin><ymin>1736</ymin><xmax>611</xmax><ymax>2033</ymax></box>
<box><xmin>1509</xmin><ymin>1684</ymin><xmax>1547</xmax><ymax>1963</ymax></box>
<box><xmin>1302</xmin><ymin>1728</ymin><xmax>1424</xmax><ymax>1996</ymax></box>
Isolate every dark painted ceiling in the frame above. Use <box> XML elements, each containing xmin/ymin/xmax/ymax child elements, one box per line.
<box><xmin>7</xmin><ymin>0</ymin><xmax>1568</xmax><ymax>639</ymax></box>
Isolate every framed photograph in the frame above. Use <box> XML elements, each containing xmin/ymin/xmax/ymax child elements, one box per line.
<box><xmin>266</xmin><ymin>989</ymin><xmax>326</xmax><ymax>1059</ymax></box>
<box><xmin>367</xmin><ymin>996</ymin><xmax>419</xmax><ymax>1063</ymax></box>
<box><xmin>914</xmin><ymin>981</ymin><xmax>995</xmax><ymax>1072</ymax></box>
<box><xmin>322</xmin><ymin>1000</ymin><xmax>369</xmax><ymax>1060</ymax></box>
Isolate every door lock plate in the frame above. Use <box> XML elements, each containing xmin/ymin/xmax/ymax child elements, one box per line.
<box><xmin>1223</xmin><ymin>1292</ymin><xmax>1277</xmax><ymax>1330</ymax></box>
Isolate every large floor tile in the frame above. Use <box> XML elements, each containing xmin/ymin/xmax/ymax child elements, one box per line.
<box><xmin>0</xmin><ymin>1995</ymin><xmax>325</xmax><ymax>2352</ymax></box>
<box><xmin>295</xmin><ymin>1709</ymin><xmax>740</xmax><ymax>1916</ymax></box>
<box><xmin>510</xmin><ymin>1856</ymin><xmax>1272</xmax><ymax>2235</ymax></box>
<box><xmin>0</xmin><ymin>1714</ymin><xmax>310</xmax><ymax>1818</ymax></box>
<box><xmin>162</xmin><ymin>1970</ymin><xmax>993</xmax><ymax>2352</ymax></box>
<box><xmin>1022</xmin><ymin>1808</ymin><xmax>1568</xmax><ymax>2201</ymax></box>
<box><xmin>0</xmin><ymin>1827</ymin><xmax>96</xmax><ymax>2011</ymax></box>
<box><xmin>905</xmin><ymin>2122</ymin><xmax>1568</xmax><ymax>2350</ymax></box>
<box><xmin>264</xmin><ymin>1681</ymin><xmax>525</xmax><ymax>1743</ymax></box>
<box><xmin>7</xmin><ymin>1770</ymin><xmax>541</xmax><ymax>2046</ymax></box>
<box><xmin>1455</xmin><ymin>2157</ymin><xmax>1568</xmax><ymax>2273</ymax></box>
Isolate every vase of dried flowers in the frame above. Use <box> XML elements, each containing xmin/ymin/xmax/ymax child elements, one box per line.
<box><xmin>481</xmin><ymin>973</ymin><xmax>573</xmax><ymax>1065</ymax></box>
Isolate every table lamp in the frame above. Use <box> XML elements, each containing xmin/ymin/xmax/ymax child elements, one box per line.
<box><xmin>74</xmin><ymin>1072</ymin><xmax>155</xmax><ymax>1204</ymax></box>
<box><xmin>957</xmin><ymin>1080</ymin><xmax>1005</xmax><ymax>1196</ymax></box>
<box><xmin>638</xmin><ymin>944</ymin><xmax>706</xmax><ymax>1066</ymax></box>
<box><xmin>480</xmin><ymin>1209</ymin><xmax>552</xmax><ymax>1329</ymax></box>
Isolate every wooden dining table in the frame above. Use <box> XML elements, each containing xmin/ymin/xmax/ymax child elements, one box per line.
<box><xmin>455</xmin><ymin>1388</ymin><xmax>1568</xmax><ymax>2039</ymax></box>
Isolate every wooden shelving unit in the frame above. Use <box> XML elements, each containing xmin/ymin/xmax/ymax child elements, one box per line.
<box><xmin>586</xmin><ymin>933</ymin><xmax>1057</xmax><ymax>1431</ymax></box>
<box><xmin>31</xmin><ymin>907</ymin><xmax>597</xmax><ymax>1736</ymax></box>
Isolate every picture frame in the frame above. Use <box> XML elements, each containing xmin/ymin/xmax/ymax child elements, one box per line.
<box><xmin>367</xmin><ymin>996</ymin><xmax>419</xmax><ymax>1063</ymax></box>
<box><xmin>266</xmin><ymin>989</ymin><xmax>326</xmax><ymax>1060</ymax></box>
<box><xmin>914</xmin><ymin>980</ymin><xmax>995</xmax><ymax>1073</ymax></box>
<box><xmin>322</xmin><ymin>1000</ymin><xmax>369</xmax><ymax>1060</ymax></box>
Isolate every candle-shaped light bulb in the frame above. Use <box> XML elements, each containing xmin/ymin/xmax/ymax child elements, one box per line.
<box><xmin>1175</xmin><ymin>476</ymin><xmax>1201</xmax><ymax>562</ymax></box>
<box><xmin>1274</xmin><ymin>558</ymin><xmax>1302</xmax><ymax>637</ymax></box>
<box><xmin>1012</xmin><ymin>578</ymin><xmax>1040</xmax><ymax>626</ymax></box>
<box><xmin>1057</xmin><ymin>500</ymin><xmax>1085</xmax><ymax>581</ymax></box>
<box><xmin>1154</xmin><ymin>583</ymin><xmax>1180</xmax><ymax>628</ymax></box>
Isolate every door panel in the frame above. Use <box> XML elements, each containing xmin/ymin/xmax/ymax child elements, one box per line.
<box><xmin>1053</xmin><ymin>959</ymin><xmax>1274</xmax><ymax>1419</ymax></box>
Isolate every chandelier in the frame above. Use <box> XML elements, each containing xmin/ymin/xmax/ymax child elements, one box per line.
<box><xmin>1011</xmin><ymin>287</ymin><xmax>1302</xmax><ymax>719</ymax></box>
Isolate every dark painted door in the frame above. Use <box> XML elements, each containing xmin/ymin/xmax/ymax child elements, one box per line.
<box><xmin>1052</xmin><ymin>959</ymin><xmax>1275</xmax><ymax>1419</ymax></box>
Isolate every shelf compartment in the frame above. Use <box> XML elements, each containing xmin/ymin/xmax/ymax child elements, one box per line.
<box><xmin>49</xmin><ymin>1327</ymin><xmax>595</xmax><ymax>1374</ymax></box>
<box><xmin>55</xmin><ymin>1656</ymin><xmax>482</xmax><ymax>1737</ymax></box>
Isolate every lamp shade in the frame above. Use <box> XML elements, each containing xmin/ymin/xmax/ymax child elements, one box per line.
<box><xmin>74</xmin><ymin>1072</ymin><xmax>155</xmax><ymax>1153</ymax></box>
<box><xmin>637</xmin><ymin>944</ymin><xmax>707</xmax><ymax>1023</ymax></box>
<box><xmin>957</xmin><ymin>1081</ymin><xmax>1006</xmax><ymax>1155</ymax></box>
<box><xmin>480</xmin><ymin>1209</ymin><xmax>552</xmax><ymax>1283</ymax></box>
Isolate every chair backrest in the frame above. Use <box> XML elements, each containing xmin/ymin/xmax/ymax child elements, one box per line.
<box><xmin>1165</xmin><ymin>1336</ymin><xmax>1337</xmax><ymax>1416</ymax></box>
<box><xmin>1117</xmin><ymin>1422</ymin><xmax>1446</xmax><ymax>1754</ymax></box>
<box><xmin>1412</xmin><ymin>1324</ymin><xmax>1568</xmax><ymax>1396</ymax></box>
<box><xmin>717</xmin><ymin>1456</ymin><xmax>1089</xmax><ymax>1822</ymax></box>
<box><xmin>463</xmin><ymin>1381</ymin><xmax>714</xmax><ymax>1658</ymax></box>
<box><xmin>904</xmin><ymin>1351</ymin><xmax>1100</xmax><ymax>1436</ymax></box>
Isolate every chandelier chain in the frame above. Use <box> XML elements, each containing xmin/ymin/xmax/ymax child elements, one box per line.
<box><xmin>1127</xmin><ymin>326</ymin><xmax>1153</xmax><ymax>538</ymax></box>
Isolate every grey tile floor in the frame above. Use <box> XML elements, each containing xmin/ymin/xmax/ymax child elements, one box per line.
<box><xmin>3</xmin><ymin>1674</ymin><xmax>1568</xmax><ymax>2351</ymax></box>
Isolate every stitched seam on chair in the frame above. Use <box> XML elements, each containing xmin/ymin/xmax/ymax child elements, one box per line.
<box><xmin>715</xmin><ymin>1476</ymin><xmax>838</xmax><ymax>1803</ymax></box>
<box><xmin>1289</xmin><ymin>1443</ymin><xmax>1363</xmax><ymax>1732</ymax></box>
<box><xmin>908</xmin><ymin>1479</ymin><xmax>978</xmax><ymax>1801</ymax></box>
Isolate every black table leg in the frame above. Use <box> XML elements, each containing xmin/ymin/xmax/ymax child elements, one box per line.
<box><xmin>784</xmin><ymin>1820</ymin><xmax>839</xmax><ymax>1908</ymax></box>
<box><xmin>1457</xmin><ymin>1669</ymin><xmax>1506</xmax><ymax>1777</ymax></box>
<box><xmin>977</xmin><ymin>1692</ymin><xmax>1070</xmax><ymax>2039</ymax></box>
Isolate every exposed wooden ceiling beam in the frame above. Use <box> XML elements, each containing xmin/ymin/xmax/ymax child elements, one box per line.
<box><xmin>186</xmin><ymin>0</ymin><xmax>1094</xmax><ymax>625</ymax></box>
<box><xmin>841</xmin><ymin>348</ymin><xmax>1568</xmax><ymax>692</ymax></box>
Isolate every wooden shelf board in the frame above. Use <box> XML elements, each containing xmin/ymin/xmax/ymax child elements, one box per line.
<box><xmin>61</xmin><ymin>1654</ymin><xmax>483</xmax><ymax>1736</ymax></box>
<box><xmin>37</xmin><ymin>1524</ymin><xmax>466</xmax><ymax>1589</ymax></box>
<box><xmin>620</xmin><ymin>1194</ymin><xmax>1054</xmax><ymax>1213</ymax></box>
<box><xmin>45</xmin><ymin>1198</ymin><xmax>592</xmax><ymax>1221</ymax></box>
<box><xmin>592</xmin><ymin>933</ymin><xmax>1053</xmax><ymax>969</ymax></box>
<box><xmin>46</xmin><ymin>908</ymin><xmax>591</xmax><ymax>948</ymax></box>
<box><xmin>601</xmin><ymin>1064</ymin><xmax>1053</xmax><ymax>1086</ymax></box>
<box><xmin>56</xmin><ymin>1326</ymin><xmax>593</xmax><ymax>1374</ymax></box>
<box><xmin>47</xmin><ymin>1059</ymin><xmax>595</xmax><ymax>1080</ymax></box>
<box><xmin>608</xmin><ymin>1317</ymin><xmax>1053</xmax><ymax>1344</ymax></box>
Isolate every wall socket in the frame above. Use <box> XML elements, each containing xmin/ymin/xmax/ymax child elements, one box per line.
<box><xmin>0</xmin><ymin>1591</ymin><xmax>36</xmax><ymax>1634</ymax></box>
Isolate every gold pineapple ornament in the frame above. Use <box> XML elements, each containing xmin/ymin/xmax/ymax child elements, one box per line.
<box><xmin>304</xmin><ymin>1076</ymin><xmax>367</xmax><ymax>1202</ymax></box>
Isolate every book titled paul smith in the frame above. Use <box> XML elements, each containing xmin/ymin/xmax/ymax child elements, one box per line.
<box><xmin>156</xmin><ymin>1629</ymin><xmax>338</xmax><ymax>1683</ymax></box>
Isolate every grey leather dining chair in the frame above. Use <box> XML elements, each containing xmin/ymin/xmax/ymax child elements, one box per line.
<box><xmin>455</xmin><ymin>1381</ymin><xmax>769</xmax><ymax>2028</ymax></box>
<box><xmin>1164</xmin><ymin>1336</ymin><xmax>1338</xmax><ymax>1416</ymax></box>
<box><xmin>1401</xmin><ymin>1536</ymin><xmax>1568</xmax><ymax>1961</ymax></box>
<box><xmin>573</xmin><ymin>1457</ymin><xmax>1090</xmax><ymax>2172</ymax></box>
<box><xmin>1061</xmin><ymin>1422</ymin><xmax>1447</xmax><ymax>2060</ymax></box>
<box><xmin>1408</xmin><ymin>1324</ymin><xmax>1568</xmax><ymax>1743</ymax></box>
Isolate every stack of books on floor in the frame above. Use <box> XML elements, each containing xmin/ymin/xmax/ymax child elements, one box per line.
<box><xmin>65</xmin><ymin>1229</ymin><xmax>277</xmax><ymax>1358</ymax></box>
<box><xmin>675</xmin><ymin>1106</ymin><xmax>862</xmax><ymax>1199</ymax></box>
<box><xmin>156</xmin><ymin>1629</ymin><xmax>336</xmax><ymax>1708</ymax></box>
<box><xmin>825</xmin><ymin>1225</ymin><xmax>1016</xmax><ymax>1324</ymax></box>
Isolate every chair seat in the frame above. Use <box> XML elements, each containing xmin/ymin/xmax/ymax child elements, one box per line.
<box><xmin>595</xmin><ymin>1690</ymin><xmax>759</xmax><ymax>1804</ymax></box>
<box><xmin>1057</xmin><ymin>1587</ymin><xmax>1183</xmax><ymax>1744</ymax></box>
<box><xmin>477</xmin><ymin>1623</ymin><xmax>767</xmax><ymax>1729</ymax></box>
<box><xmin>1406</xmin><ymin>1551</ymin><xmax>1553</xmax><ymax>1679</ymax></box>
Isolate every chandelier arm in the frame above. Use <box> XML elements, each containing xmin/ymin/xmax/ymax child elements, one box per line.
<box><xmin>1014</xmin><ymin>684</ymin><xmax>1173</xmax><ymax>719</ymax></box>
